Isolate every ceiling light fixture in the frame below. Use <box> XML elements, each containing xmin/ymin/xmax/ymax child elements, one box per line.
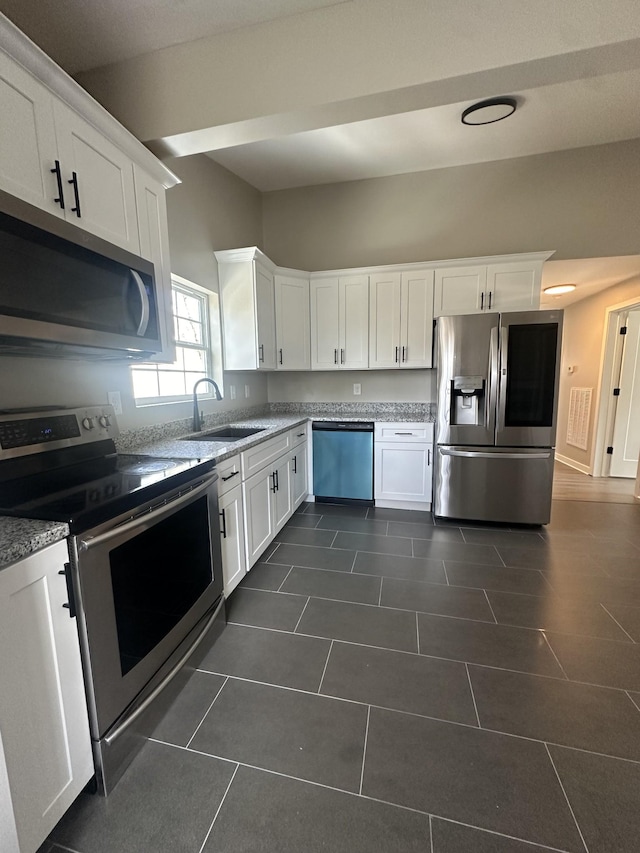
<box><xmin>461</xmin><ymin>97</ymin><xmax>517</xmax><ymax>125</ymax></box>
<box><xmin>543</xmin><ymin>284</ymin><xmax>577</xmax><ymax>296</ymax></box>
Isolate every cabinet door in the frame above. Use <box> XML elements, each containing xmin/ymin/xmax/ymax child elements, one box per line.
<box><xmin>340</xmin><ymin>274</ymin><xmax>369</xmax><ymax>369</ymax></box>
<box><xmin>486</xmin><ymin>261</ymin><xmax>542</xmax><ymax>312</ymax></box>
<box><xmin>255</xmin><ymin>262</ymin><xmax>277</xmax><ymax>369</ymax></box>
<box><xmin>401</xmin><ymin>269</ymin><xmax>435</xmax><ymax>367</ymax></box>
<box><xmin>219</xmin><ymin>484</ymin><xmax>247</xmax><ymax>597</ymax></box>
<box><xmin>0</xmin><ymin>52</ymin><xmax>61</xmax><ymax>215</ymax></box>
<box><xmin>369</xmin><ymin>272</ymin><xmax>402</xmax><ymax>369</ymax></box>
<box><xmin>374</xmin><ymin>442</ymin><xmax>432</xmax><ymax>503</ymax></box>
<box><xmin>310</xmin><ymin>277</ymin><xmax>340</xmax><ymax>370</ymax></box>
<box><xmin>134</xmin><ymin>166</ymin><xmax>175</xmax><ymax>363</ymax></box>
<box><xmin>434</xmin><ymin>266</ymin><xmax>487</xmax><ymax>316</ymax></box>
<box><xmin>290</xmin><ymin>442</ymin><xmax>309</xmax><ymax>510</ymax></box>
<box><xmin>273</xmin><ymin>454</ymin><xmax>293</xmax><ymax>534</ymax></box>
<box><xmin>53</xmin><ymin>101</ymin><xmax>140</xmax><ymax>253</ymax></box>
<box><xmin>275</xmin><ymin>274</ymin><xmax>311</xmax><ymax>370</ymax></box>
<box><xmin>243</xmin><ymin>466</ymin><xmax>275</xmax><ymax>567</ymax></box>
<box><xmin>0</xmin><ymin>542</ymin><xmax>93</xmax><ymax>853</ymax></box>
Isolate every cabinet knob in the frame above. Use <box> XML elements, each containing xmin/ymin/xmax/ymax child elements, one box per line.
<box><xmin>82</xmin><ymin>417</ymin><xmax>94</xmax><ymax>430</ymax></box>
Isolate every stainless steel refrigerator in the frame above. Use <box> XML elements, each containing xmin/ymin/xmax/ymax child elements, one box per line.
<box><xmin>434</xmin><ymin>310</ymin><xmax>563</xmax><ymax>525</ymax></box>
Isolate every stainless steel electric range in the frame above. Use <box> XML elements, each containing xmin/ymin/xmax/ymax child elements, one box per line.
<box><xmin>0</xmin><ymin>405</ymin><xmax>225</xmax><ymax>794</ymax></box>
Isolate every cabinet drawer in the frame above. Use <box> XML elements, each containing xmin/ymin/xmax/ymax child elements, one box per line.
<box><xmin>241</xmin><ymin>432</ymin><xmax>291</xmax><ymax>479</ymax></box>
<box><xmin>375</xmin><ymin>422</ymin><xmax>434</xmax><ymax>442</ymax></box>
<box><xmin>217</xmin><ymin>454</ymin><xmax>241</xmax><ymax>495</ymax></box>
<box><xmin>290</xmin><ymin>423</ymin><xmax>309</xmax><ymax>447</ymax></box>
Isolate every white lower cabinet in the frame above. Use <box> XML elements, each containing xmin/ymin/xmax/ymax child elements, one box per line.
<box><xmin>374</xmin><ymin>423</ymin><xmax>434</xmax><ymax>508</ymax></box>
<box><xmin>0</xmin><ymin>541</ymin><xmax>93</xmax><ymax>853</ymax></box>
<box><xmin>290</xmin><ymin>441</ymin><xmax>309</xmax><ymax>510</ymax></box>
<box><xmin>242</xmin><ymin>465</ymin><xmax>275</xmax><ymax>568</ymax></box>
<box><xmin>218</xmin><ymin>483</ymin><xmax>247</xmax><ymax>597</ymax></box>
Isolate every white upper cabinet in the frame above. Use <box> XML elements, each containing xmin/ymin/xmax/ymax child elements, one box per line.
<box><xmin>274</xmin><ymin>273</ymin><xmax>311</xmax><ymax>370</ymax></box>
<box><xmin>311</xmin><ymin>274</ymin><xmax>369</xmax><ymax>369</ymax></box>
<box><xmin>217</xmin><ymin>248</ymin><xmax>277</xmax><ymax>371</ymax></box>
<box><xmin>486</xmin><ymin>260</ymin><xmax>542</xmax><ymax>311</ymax></box>
<box><xmin>434</xmin><ymin>265</ymin><xmax>487</xmax><ymax>315</ymax></box>
<box><xmin>369</xmin><ymin>269</ymin><xmax>434</xmax><ymax>368</ymax></box>
<box><xmin>0</xmin><ymin>51</ymin><xmax>59</xmax><ymax>214</ymax></box>
<box><xmin>53</xmin><ymin>101</ymin><xmax>140</xmax><ymax>254</ymax></box>
<box><xmin>434</xmin><ymin>254</ymin><xmax>551</xmax><ymax>316</ymax></box>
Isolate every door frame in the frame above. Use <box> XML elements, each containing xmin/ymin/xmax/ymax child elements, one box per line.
<box><xmin>592</xmin><ymin>297</ymin><xmax>640</xmax><ymax>477</ymax></box>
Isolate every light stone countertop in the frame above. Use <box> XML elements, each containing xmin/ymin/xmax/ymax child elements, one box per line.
<box><xmin>0</xmin><ymin>517</ymin><xmax>69</xmax><ymax>570</ymax></box>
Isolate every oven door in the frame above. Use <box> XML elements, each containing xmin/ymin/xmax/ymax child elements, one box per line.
<box><xmin>69</xmin><ymin>469</ymin><xmax>223</xmax><ymax>743</ymax></box>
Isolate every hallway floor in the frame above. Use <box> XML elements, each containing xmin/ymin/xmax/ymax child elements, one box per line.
<box><xmin>45</xmin><ymin>498</ymin><xmax>640</xmax><ymax>853</ymax></box>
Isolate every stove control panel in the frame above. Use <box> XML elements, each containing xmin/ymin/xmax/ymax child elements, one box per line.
<box><xmin>0</xmin><ymin>405</ymin><xmax>119</xmax><ymax>460</ymax></box>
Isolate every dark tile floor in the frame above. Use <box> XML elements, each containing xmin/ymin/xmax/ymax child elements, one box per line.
<box><xmin>44</xmin><ymin>498</ymin><xmax>640</xmax><ymax>853</ymax></box>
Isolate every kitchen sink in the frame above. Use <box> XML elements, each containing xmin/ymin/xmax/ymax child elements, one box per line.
<box><xmin>181</xmin><ymin>426</ymin><xmax>266</xmax><ymax>442</ymax></box>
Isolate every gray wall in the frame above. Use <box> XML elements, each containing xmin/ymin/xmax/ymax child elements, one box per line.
<box><xmin>262</xmin><ymin>139</ymin><xmax>640</xmax><ymax>271</ymax></box>
<box><xmin>0</xmin><ymin>155</ymin><xmax>268</xmax><ymax>430</ymax></box>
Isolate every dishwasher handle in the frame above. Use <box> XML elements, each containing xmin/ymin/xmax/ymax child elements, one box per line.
<box><xmin>312</xmin><ymin>421</ymin><xmax>374</xmax><ymax>432</ymax></box>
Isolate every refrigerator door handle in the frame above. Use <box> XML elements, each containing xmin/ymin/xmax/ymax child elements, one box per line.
<box><xmin>440</xmin><ymin>449</ymin><xmax>552</xmax><ymax>460</ymax></box>
<box><xmin>487</xmin><ymin>324</ymin><xmax>499</xmax><ymax>430</ymax></box>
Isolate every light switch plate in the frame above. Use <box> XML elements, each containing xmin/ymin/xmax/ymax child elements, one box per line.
<box><xmin>107</xmin><ymin>391</ymin><xmax>123</xmax><ymax>415</ymax></box>
<box><xmin>229</xmin><ymin>385</ymin><xmax>236</xmax><ymax>399</ymax></box>
<box><xmin>353</xmin><ymin>383</ymin><xmax>362</xmax><ymax>396</ymax></box>
<box><xmin>245</xmin><ymin>384</ymin><xmax>251</xmax><ymax>398</ymax></box>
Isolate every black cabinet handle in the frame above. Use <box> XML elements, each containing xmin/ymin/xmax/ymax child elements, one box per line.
<box><xmin>270</xmin><ymin>473</ymin><xmax>277</xmax><ymax>493</ymax></box>
<box><xmin>334</xmin><ymin>348</ymin><xmax>338</xmax><ymax>364</ymax></box>
<box><xmin>402</xmin><ymin>346</ymin><xmax>406</xmax><ymax>362</ymax></box>
<box><xmin>221</xmin><ymin>470</ymin><xmax>239</xmax><ymax>482</ymax></box>
<box><xmin>279</xmin><ymin>348</ymin><xmax>283</xmax><ymax>365</ymax></box>
<box><xmin>395</xmin><ymin>346</ymin><xmax>399</xmax><ymax>363</ymax></box>
<box><xmin>259</xmin><ymin>344</ymin><xmax>264</xmax><ymax>363</ymax></box>
<box><xmin>274</xmin><ymin>470</ymin><xmax>279</xmax><ymax>491</ymax></box>
<box><xmin>480</xmin><ymin>292</ymin><xmax>484</xmax><ymax>310</ymax></box>
<box><xmin>220</xmin><ymin>509</ymin><xmax>227</xmax><ymax>539</ymax></box>
<box><xmin>488</xmin><ymin>291</ymin><xmax>492</xmax><ymax>309</ymax></box>
<box><xmin>51</xmin><ymin>160</ymin><xmax>65</xmax><ymax>209</ymax></box>
<box><xmin>340</xmin><ymin>349</ymin><xmax>345</xmax><ymax>364</ymax></box>
<box><xmin>68</xmin><ymin>171</ymin><xmax>81</xmax><ymax>217</ymax></box>
<box><xmin>293</xmin><ymin>455</ymin><xmax>297</xmax><ymax>474</ymax></box>
<box><xmin>297</xmin><ymin>432</ymin><xmax>305</xmax><ymax>437</ymax></box>
<box><xmin>60</xmin><ymin>562</ymin><xmax>76</xmax><ymax>618</ymax></box>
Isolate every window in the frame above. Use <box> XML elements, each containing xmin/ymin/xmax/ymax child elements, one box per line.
<box><xmin>131</xmin><ymin>275</ymin><xmax>222</xmax><ymax>405</ymax></box>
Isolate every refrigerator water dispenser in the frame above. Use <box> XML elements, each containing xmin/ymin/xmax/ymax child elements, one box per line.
<box><xmin>451</xmin><ymin>376</ymin><xmax>485</xmax><ymax>426</ymax></box>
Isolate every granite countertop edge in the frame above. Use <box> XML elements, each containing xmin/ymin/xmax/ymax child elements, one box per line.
<box><xmin>0</xmin><ymin>518</ymin><xmax>70</xmax><ymax>571</ymax></box>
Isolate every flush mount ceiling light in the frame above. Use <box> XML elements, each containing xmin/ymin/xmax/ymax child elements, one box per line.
<box><xmin>543</xmin><ymin>284</ymin><xmax>577</xmax><ymax>296</ymax></box>
<box><xmin>461</xmin><ymin>97</ymin><xmax>517</xmax><ymax>125</ymax></box>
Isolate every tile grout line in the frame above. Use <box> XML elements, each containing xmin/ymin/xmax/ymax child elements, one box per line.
<box><xmin>186</xmin><ymin>676</ymin><xmax>229</xmax><ymax>749</ymax></box>
<box><xmin>358</xmin><ymin>705</ymin><xmax>371</xmax><ymax>796</ymax></box>
<box><xmin>627</xmin><ymin>691</ymin><xmax>640</xmax><ymax>714</ymax></box>
<box><xmin>329</xmin><ymin>530</ymin><xmax>339</xmax><ymax>548</ymax></box>
<box><xmin>428</xmin><ymin>814</ymin><xmax>434</xmax><ymax>853</ymax></box>
<box><xmin>600</xmin><ymin>602</ymin><xmax>636</xmax><ymax>643</ymax></box>
<box><xmin>465</xmin><ymin>663</ymin><xmax>482</xmax><ymax>728</ymax></box>
<box><xmin>292</xmin><ymin>597</ymin><xmax>311</xmax><ymax>633</ymax></box>
<box><xmin>197</xmin><ymin>763</ymin><xmax>240</xmax><ymax>853</ymax></box>
<box><xmin>483</xmin><ymin>589</ymin><xmax>498</xmax><ymax>623</ymax></box>
<box><xmin>442</xmin><ymin>562</ymin><xmax>450</xmax><ymax>585</ymax></box>
<box><xmin>542</xmin><ymin>633</ymin><xmax>570</xmax><ymax>680</ymax></box>
<box><xmin>317</xmin><ymin>639</ymin><xmax>334</xmax><ymax>694</ymax></box>
<box><xmin>416</xmin><ymin>610</ymin><xmax>420</xmax><ymax>653</ymax></box>
<box><xmin>433</xmin><ymin>815</ymin><xmax>578</xmax><ymax>853</ymax></box>
<box><xmin>544</xmin><ymin>744</ymin><xmax>591</xmax><ymax>853</ymax></box>
<box><xmin>276</xmin><ymin>566</ymin><xmax>295</xmax><ymax>592</ymax></box>
<box><xmin>378</xmin><ymin>576</ymin><xmax>383</xmax><ymax>607</ymax></box>
<box><xmin>350</xmin><ymin>550</ymin><xmax>358</xmax><ymax>573</ymax></box>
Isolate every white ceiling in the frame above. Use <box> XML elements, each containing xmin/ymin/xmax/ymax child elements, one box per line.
<box><xmin>2</xmin><ymin>0</ymin><xmax>640</xmax><ymax>306</ymax></box>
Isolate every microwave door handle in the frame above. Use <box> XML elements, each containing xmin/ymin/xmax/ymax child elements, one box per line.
<box><xmin>78</xmin><ymin>472</ymin><xmax>217</xmax><ymax>551</ymax></box>
<box><xmin>130</xmin><ymin>270</ymin><xmax>150</xmax><ymax>336</ymax></box>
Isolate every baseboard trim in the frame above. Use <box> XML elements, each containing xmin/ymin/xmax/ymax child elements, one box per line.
<box><xmin>556</xmin><ymin>453</ymin><xmax>591</xmax><ymax>476</ymax></box>
<box><xmin>374</xmin><ymin>499</ymin><xmax>432</xmax><ymax>511</ymax></box>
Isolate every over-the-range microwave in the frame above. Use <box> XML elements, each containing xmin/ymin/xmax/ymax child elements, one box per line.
<box><xmin>0</xmin><ymin>188</ymin><xmax>162</xmax><ymax>360</ymax></box>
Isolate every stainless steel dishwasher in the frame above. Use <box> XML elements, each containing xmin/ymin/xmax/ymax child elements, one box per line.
<box><xmin>312</xmin><ymin>421</ymin><xmax>374</xmax><ymax>504</ymax></box>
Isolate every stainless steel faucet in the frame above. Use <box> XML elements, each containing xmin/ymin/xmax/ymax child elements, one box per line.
<box><xmin>192</xmin><ymin>377</ymin><xmax>222</xmax><ymax>431</ymax></box>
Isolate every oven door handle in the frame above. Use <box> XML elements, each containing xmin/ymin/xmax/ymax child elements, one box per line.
<box><xmin>104</xmin><ymin>597</ymin><xmax>224</xmax><ymax>747</ymax></box>
<box><xmin>78</xmin><ymin>471</ymin><xmax>217</xmax><ymax>551</ymax></box>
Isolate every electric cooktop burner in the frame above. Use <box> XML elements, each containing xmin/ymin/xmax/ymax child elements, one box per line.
<box><xmin>0</xmin><ymin>406</ymin><xmax>216</xmax><ymax>533</ymax></box>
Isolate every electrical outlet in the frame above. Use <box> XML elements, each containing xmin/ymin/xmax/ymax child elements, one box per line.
<box><xmin>229</xmin><ymin>385</ymin><xmax>236</xmax><ymax>400</ymax></box>
<box><xmin>107</xmin><ymin>391</ymin><xmax>123</xmax><ymax>415</ymax></box>
<box><xmin>245</xmin><ymin>384</ymin><xmax>251</xmax><ymax>399</ymax></box>
<box><xmin>353</xmin><ymin>383</ymin><xmax>362</xmax><ymax>396</ymax></box>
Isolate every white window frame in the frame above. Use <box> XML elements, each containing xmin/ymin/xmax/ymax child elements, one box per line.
<box><xmin>131</xmin><ymin>274</ymin><xmax>221</xmax><ymax>407</ymax></box>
